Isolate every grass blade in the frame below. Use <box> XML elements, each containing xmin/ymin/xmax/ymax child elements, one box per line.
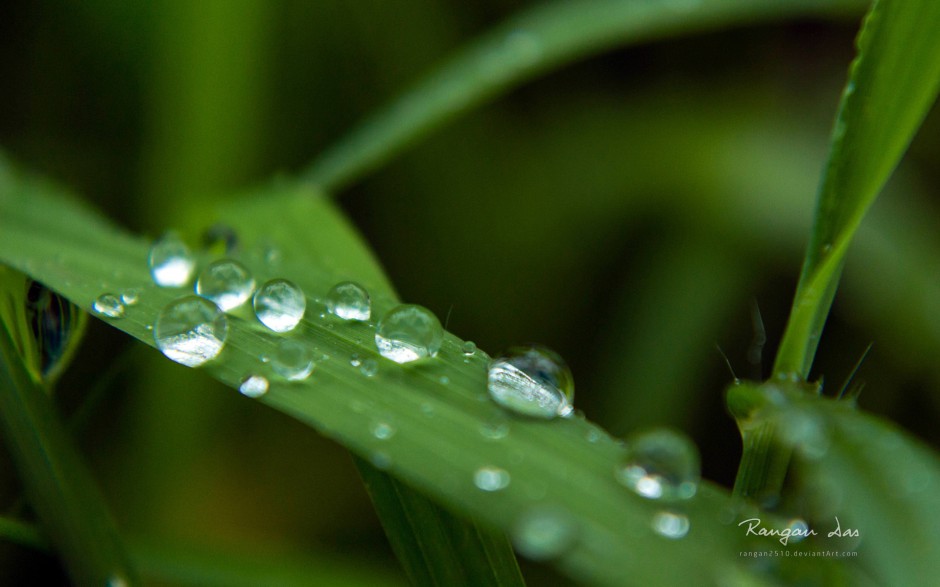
<box><xmin>773</xmin><ymin>0</ymin><xmax>940</xmax><ymax>379</ymax></box>
<box><xmin>0</xmin><ymin>307</ymin><xmax>137</xmax><ymax>585</ymax></box>
<box><xmin>0</xmin><ymin>161</ymin><xmax>815</xmax><ymax>585</ymax></box>
<box><xmin>356</xmin><ymin>457</ymin><xmax>524</xmax><ymax>586</ymax></box>
<box><xmin>302</xmin><ymin>0</ymin><xmax>865</xmax><ymax>192</ymax></box>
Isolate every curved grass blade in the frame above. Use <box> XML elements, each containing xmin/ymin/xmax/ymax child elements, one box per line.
<box><xmin>773</xmin><ymin>0</ymin><xmax>940</xmax><ymax>379</ymax></box>
<box><xmin>0</xmin><ymin>316</ymin><xmax>137</xmax><ymax>585</ymax></box>
<box><xmin>0</xmin><ymin>163</ymin><xmax>846</xmax><ymax>586</ymax></box>
<box><xmin>302</xmin><ymin>0</ymin><xmax>865</xmax><ymax>192</ymax></box>
<box><xmin>356</xmin><ymin>457</ymin><xmax>524</xmax><ymax>586</ymax></box>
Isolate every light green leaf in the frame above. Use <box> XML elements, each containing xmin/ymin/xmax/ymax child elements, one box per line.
<box><xmin>0</xmin><ymin>161</ymin><xmax>827</xmax><ymax>586</ymax></box>
<box><xmin>302</xmin><ymin>0</ymin><xmax>865</xmax><ymax>192</ymax></box>
<box><xmin>774</xmin><ymin>0</ymin><xmax>940</xmax><ymax>378</ymax></box>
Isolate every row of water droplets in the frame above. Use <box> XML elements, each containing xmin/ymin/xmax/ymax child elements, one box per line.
<box><xmin>93</xmin><ymin>230</ymin><xmax>705</xmax><ymax>557</ymax></box>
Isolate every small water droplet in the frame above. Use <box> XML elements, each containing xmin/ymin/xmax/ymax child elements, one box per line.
<box><xmin>154</xmin><ymin>296</ymin><xmax>227</xmax><ymax>367</ymax></box>
<box><xmin>785</xmin><ymin>518</ymin><xmax>811</xmax><ymax>544</ymax></box>
<box><xmin>93</xmin><ymin>294</ymin><xmax>125</xmax><ymax>318</ymax></box>
<box><xmin>196</xmin><ymin>259</ymin><xmax>255</xmax><ymax>311</ymax></box>
<box><xmin>439</xmin><ymin>375</ymin><xmax>449</xmax><ymax>385</ymax></box>
<box><xmin>486</xmin><ymin>345</ymin><xmax>574</xmax><ymax>419</ymax></box>
<box><xmin>360</xmin><ymin>358</ymin><xmax>378</xmax><ymax>377</ymax></box>
<box><xmin>326</xmin><ymin>281</ymin><xmax>371</xmax><ymax>321</ymax></box>
<box><xmin>370</xmin><ymin>451</ymin><xmax>392</xmax><ymax>470</ymax></box>
<box><xmin>651</xmin><ymin>511</ymin><xmax>690</xmax><ymax>539</ymax></box>
<box><xmin>474</xmin><ymin>466</ymin><xmax>510</xmax><ymax>491</ymax></box>
<box><xmin>120</xmin><ymin>289</ymin><xmax>140</xmax><ymax>306</ymax></box>
<box><xmin>253</xmin><ymin>279</ymin><xmax>306</xmax><ymax>332</ymax></box>
<box><xmin>585</xmin><ymin>429</ymin><xmax>601</xmax><ymax>443</ymax></box>
<box><xmin>350</xmin><ymin>353</ymin><xmax>362</xmax><ymax>367</ymax></box>
<box><xmin>149</xmin><ymin>231</ymin><xmax>196</xmax><ymax>287</ymax></box>
<box><xmin>375</xmin><ymin>304</ymin><xmax>443</xmax><ymax>363</ymax></box>
<box><xmin>271</xmin><ymin>340</ymin><xmax>314</xmax><ymax>381</ymax></box>
<box><xmin>371</xmin><ymin>421</ymin><xmax>396</xmax><ymax>440</ymax></box>
<box><xmin>420</xmin><ymin>402</ymin><xmax>435</xmax><ymax>416</ymax></box>
<box><xmin>239</xmin><ymin>374</ymin><xmax>269</xmax><ymax>398</ymax></box>
<box><xmin>263</xmin><ymin>244</ymin><xmax>282</xmax><ymax>265</ymax></box>
<box><xmin>462</xmin><ymin>341</ymin><xmax>477</xmax><ymax>356</ymax></box>
<box><xmin>512</xmin><ymin>507</ymin><xmax>576</xmax><ymax>560</ymax></box>
<box><xmin>202</xmin><ymin>224</ymin><xmax>239</xmax><ymax>255</ymax></box>
<box><xmin>615</xmin><ymin>429</ymin><xmax>700</xmax><ymax>500</ymax></box>
<box><xmin>479</xmin><ymin>420</ymin><xmax>510</xmax><ymax>441</ymax></box>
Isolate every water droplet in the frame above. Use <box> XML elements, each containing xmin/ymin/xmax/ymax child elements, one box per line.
<box><xmin>326</xmin><ymin>281</ymin><xmax>371</xmax><ymax>321</ymax></box>
<box><xmin>370</xmin><ymin>451</ymin><xmax>392</xmax><ymax>470</ymax></box>
<box><xmin>120</xmin><ymin>289</ymin><xmax>140</xmax><ymax>306</ymax></box>
<box><xmin>149</xmin><ymin>231</ymin><xmax>196</xmax><ymax>287</ymax></box>
<box><xmin>371</xmin><ymin>421</ymin><xmax>396</xmax><ymax>440</ymax></box>
<box><xmin>439</xmin><ymin>375</ymin><xmax>449</xmax><ymax>385</ymax></box>
<box><xmin>271</xmin><ymin>340</ymin><xmax>315</xmax><ymax>381</ymax></box>
<box><xmin>350</xmin><ymin>353</ymin><xmax>362</xmax><ymax>367</ymax></box>
<box><xmin>479</xmin><ymin>420</ymin><xmax>510</xmax><ymax>441</ymax></box>
<box><xmin>615</xmin><ymin>429</ymin><xmax>700</xmax><ymax>500</ymax></box>
<box><xmin>651</xmin><ymin>511</ymin><xmax>690</xmax><ymax>539</ymax></box>
<box><xmin>253</xmin><ymin>279</ymin><xmax>306</xmax><ymax>332</ymax></box>
<box><xmin>474</xmin><ymin>466</ymin><xmax>510</xmax><ymax>491</ymax></box>
<box><xmin>512</xmin><ymin>507</ymin><xmax>576</xmax><ymax>561</ymax></box>
<box><xmin>263</xmin><ymin>244</ymin><xmax>282</xmax><ymax>265</ymax></box>
<box><xmin>486</xmin><ymin>345</ymin><xmax>574</xmax><ymax>419</ymax></box>
<box><xmin>92</xmin><ymin>294</ymin><xmax>125</xmax><ymax>318</ymax></box>
<box><xmin>239</xmin><ymin>374</ymin><xmax>269</xmax><ymax>398</ymax></box>
<box><xmin>462</xmin><ymin>341</ymin><xmax>477</xmax><ymax>356</ymax></box>
<box><xmin>360</xmin><ymin>358</ymin><xmax>378</xmax><ymax>377</ymax></box>
<box><xmin>196</xmin><ymin>259</ymin><xmax>255</xmax><ymax>311</ymax></box>
<box><xmin>585</xmin><ymin>429</ymin><xmax>601</xmax><ymax>443</ymax></box>
<box><xmin>375</xmin><ymin>304</ymin><xmax>443</xmax><ymax>363</ymax></box>
<box><xmin>785</xmin><ymin>518</ymin><xmax>811</xmax><ymax>544</ymax></box>
<box><xmin>154</xmin><ymin>296</ymin><xmax>227</xmax><ymax>367</ymax></box>
<box><xmin>202</xmin><ymin>223</ymin><xmax>239</xmax><ymax>255</ymax></box>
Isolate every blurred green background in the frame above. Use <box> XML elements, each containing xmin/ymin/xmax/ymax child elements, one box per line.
<box><xmin>2</xmin><ymin>0</ymin><xmax>939</xmax><ymax>584</ymax></box>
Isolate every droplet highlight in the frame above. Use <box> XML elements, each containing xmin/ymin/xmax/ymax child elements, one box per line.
<box><xmin>149</xmin><ymin>232</ymin><xmax>196</xmax><ymax>287</ymax></box>
<box><xmin>120</xmin><ymin>289</ymin><xmax>140</xmax><ymax>306</ymax></box>
<box><xmin>271</xmin><ymin>340</ymin><xmax>314</xmax><ymax>381</ymax></box>
<box><xmin>487</xmin><ymin>345</ymin><xmax>574</xmax><ymax>419</ymax></box>
<box><xmin>326</xmin><ymin>281</ymin><xmax>371</xmax><ymax>321</ymax></box>
<box><xmin>153</xmin><ymin>296</ymin><xmax>228</xmax><ymax>367</ymax></box>
<box><xmin>196</xmin><ymin>259</ymin><xmax>255</xmax><ymax>312</ymax></box>
<box><xmin>474</xmin><ymin>466</ymin><xmax>511</xmax><ymax>492</ymax></box>
<box><xmin>239</xmin><ymin>374</ymin><xmax>269</xmax><ymax>398</ymax></box>
<box><xmin>615</xmin><ymin>428</ymin><xmax>700</xmax><ymax>500</ymax></box>
<box><xmin>93</xmin><ymin>294</ymin><xmax>125</xmax><ymax>319</ymax></box>
<box><xmin>253</xmin><ymin>279</ymin><xmax>306</xmax><ymax>332</ymax></box>
<box><xmin>375</xmin><ymin>304</ymin><xmax>443</xmax><ymax>363</ymax></box>
<box><xmin>651</xmin><ymin>511</ymin><xmax>690</xmax><ymax>539</ymax></box>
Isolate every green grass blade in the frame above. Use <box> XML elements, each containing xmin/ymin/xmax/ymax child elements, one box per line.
<box><xmin>356</xmin><ymin>457</ymin><xmax>524</xmax><ymax>586</ymax></box>
<box><xmin>0</xmin><ymin>311</ymin><xmax>137</xmax><ymax>585</ymax></box>
<box><xmin>731</xmin><ymin>382</ymin><xmax>940</xmax><ymax>585</ymax></box>
<box><xmin>0</xmin><ymin>163</ymin><xmax>843</xmax><ymax>586</ymax></box>
<box><xmin>302</xmin><ymin>0</ymin><xmax>864</xmax><ymax>192</ymax></box>
<box><xmin>773</xmin><ymin>0</ymin><xmax>940</xmax><ymax>379</ymax></box>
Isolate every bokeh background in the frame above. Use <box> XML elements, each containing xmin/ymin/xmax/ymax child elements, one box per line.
<box><xmin>1</xmin><ymin>1</ymin><xmax>938</xmax><ymax>584</ymax></box>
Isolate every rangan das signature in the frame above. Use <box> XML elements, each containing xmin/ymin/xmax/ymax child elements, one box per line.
<box><xmin>739</xmin><ymin>517</ymin><xmax>859</xmax><ymax>546</ymax></box>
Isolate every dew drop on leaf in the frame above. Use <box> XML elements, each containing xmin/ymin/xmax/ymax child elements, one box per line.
<box><xmin>326</xmin><ymin>281</ymin><xmax>371</xmax><ymax>321</ymax></box>
<box><xmin>487</xmin><ymin>345</ymin><xmax>574</xmax><ymax>419</ymax></box>
<box><xmin>512</xmin><ymin>507</ymin><xmax>577</xmax><ymax>561</ymax></box>
<box><xmin>153</xmin><ymin>296</ymin><xmax>227</xmax><ymax>367</ymax></box>
<box><xmin>239</xmin><ymin>374</ymin><xmax>269</xmax><ymax>398</ymax></box>
<box><xmin>92</xmin><ymin>294</ymin><xmax>125</xmax><ymax>319</ymax></box>
<box><xmin>473</xmin><ymin>466</ymin><xmax>510</xmax><ymax>491</ymax></box>
<box><xmin>149</xmin><ymin>231</ymin><xmax>196</xmax><ymax>287</ymax></box>
<box><xmin>375</xmin><ymin>304</ymin><xmax>443</xmax><ymax>363</ymax></box>
<box><xmin>253</xmin><ymin>279</ymin><xmax>306</xmax><ymax>332</ymax></box>
<box><xmin>271</xmin><ymin>340</ymin><xmax>314</xmax><ymax>381</ymax></box>
<box><xmin>615</xmin><ymin>428</ymin><xmax>700</xmax><ymax>500</ymax></box>
<box><xmin>196</xmin><ymin>259</ymin><xmax>255</xmax><ymax>312</ymax></box>
<box><xmin>651</xmin><ymin>511</ymin><xmax>690</xmax><ymax>539</ymax></box>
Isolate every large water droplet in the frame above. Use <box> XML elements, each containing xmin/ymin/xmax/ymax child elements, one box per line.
<box><xmin>512</xmin><ymin>507</ymin><xmax>576</xmax><ymax>561</ymax></box>
<box><xmin>651</xmin><ymin>511</ymin><xmax>690</xmax><ymax>539</ymax></box>
<box><xmin>253</xmin><ymin>279</ymin><xmax>306</xmax><ymax>332</ymax></box>
<box><xmin>271</xmin><ymin>340</ymin><xmax>314</xmax><ymax>381</ymax></box>
<box><xmin>474</xmin><ymin>466</ymin><xmax>511</xmax><ymax>491</ymax></box>
<box><xmin>154</xmin><ymin>296</ymin><xmax>228</xmax><ymax>367</ymax></box>
<box><xmin>375</xmin><ymin>304</ymin><xmax>443</xmax><ymax>363</ymax></box>
<box><xmin>486</xmin><ymin>345</ymin><xmax>574</xmax><ymax>419</ymax></box>
<box><xmin>326</xmin><ymin>281</ymin><xmax>371</xmax><ymax>321</ymax></box>
<box><xmin>149</xmin><ymin>232</ymin><xmax>196</xmax><ymax>287</ymax></box>
<box><xmin>615</xmin><ymin>428</ymin><xmax>700</xmax><ymax>500</ymax></box>
<box><xmin>239</xmin><ymin>374</ymin><xmax>269</xmax><ymax>398</ymax></box>
<box><xmin>93</xmin><ymin>294</ymin><xmax>125</xmax><ymax>319</ymax></box>
<box><xmin>196</xmin><ymin>259</ymin><xmax>255</xmax><ymax>312</ymax></box>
